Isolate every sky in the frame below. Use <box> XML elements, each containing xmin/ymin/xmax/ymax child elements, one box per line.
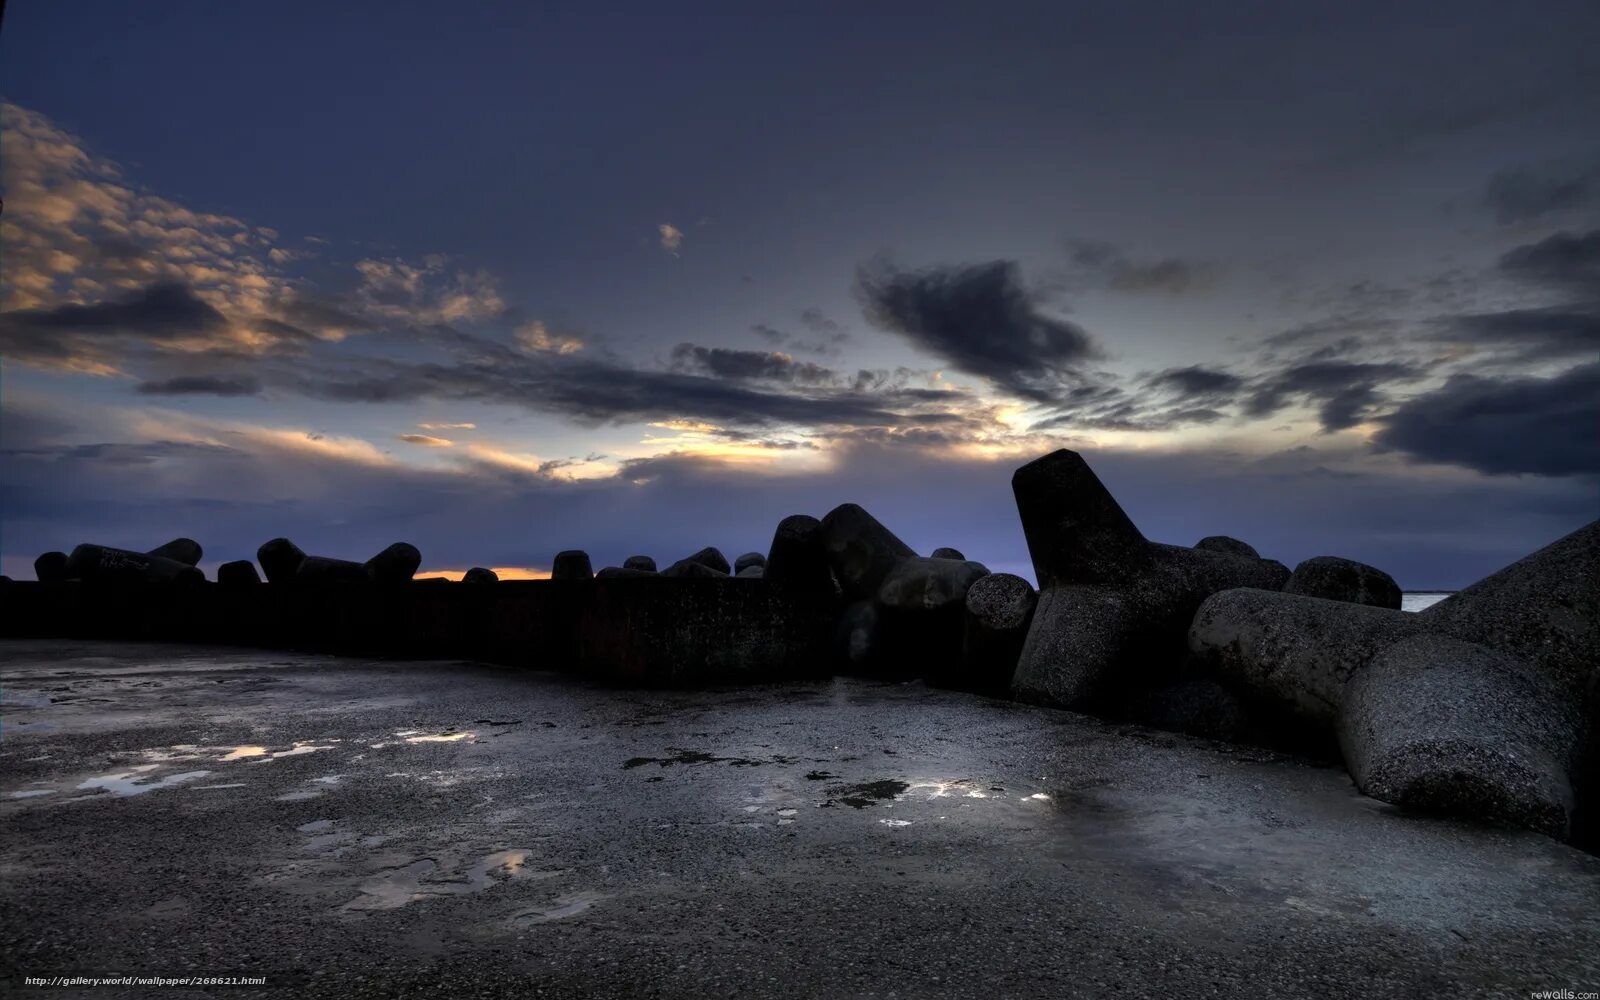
<box><xmin>1</xmin><ymin>0</ymin><xmax>1596</xmax><ymax>587</ymax></box>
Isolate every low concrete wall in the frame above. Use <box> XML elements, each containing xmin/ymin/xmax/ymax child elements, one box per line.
<box><xmin>0</xmin><ymin>579</ymin><xmax>837</xmax><ymax>687</ymax></box>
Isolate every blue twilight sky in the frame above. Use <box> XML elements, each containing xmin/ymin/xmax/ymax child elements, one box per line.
<box><xmin>1</xmin><ymin>0</ymin><xmax>1596</xmax><ymax>586</ymax></box>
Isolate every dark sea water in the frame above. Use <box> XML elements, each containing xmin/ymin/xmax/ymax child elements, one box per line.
<box><xmin>1401</xmin><ymin>592</ymin><xmax>1454</xmax><ymax>613</ymax></box>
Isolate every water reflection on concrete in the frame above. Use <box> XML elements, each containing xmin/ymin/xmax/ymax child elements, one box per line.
<box><xmin>77</xmin><ymin>766</ymin><xmax>212</xmax><ymax>797</ymax></box>
<box><xmin>340</xmin><ymin>849</ymin><xmax>556</xmax><ymax>913</ymax></box>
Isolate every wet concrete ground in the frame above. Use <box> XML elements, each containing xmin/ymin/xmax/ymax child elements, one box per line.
<box><xmin>2</xmin><ymin>640</ymin><xmax>1597</xmax><ymax>998</ymax></box>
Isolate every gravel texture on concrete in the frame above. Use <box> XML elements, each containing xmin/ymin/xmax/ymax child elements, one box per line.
<box><xmin>2</xmin><ymin>640</ymin><xmax>1597</xmax><ymax>999</ymax></box>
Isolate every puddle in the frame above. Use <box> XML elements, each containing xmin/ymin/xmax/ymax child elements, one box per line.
<box><xmin>134</xmin><ymin>742</ymin><xmax>336</xmax><ymax>764</ymax></box>
<box><xmin>624</xmin><ymin>747</ymin><xmax>796</xmax><ymax>769</ymax></box>
<box><xmin>511</xmin><ymin>891</ymin><xmax>605</xmax><ymax>924</ymax></box>
<box><xmin>298</xmin><ymin>820</ymin><xmax>335</xmax><ymax>833</ymax></box>
<box><xmin>341</xmin><ymin>849</ymin><xmax>555</xmax><ymax>912</ymax></box>
<box><xmin>7</xmin><ymin>789</ymin><xmax>55</xmax><ymax>800</ymax></box>
<box><xmin>268</xmin><ymin>742</ymin><xmax>337</xmax><ymax>758</ymax></box>
<box><xmin>824</xmin><ymin>779</ymin><xmax>909</xmax><ymax>809</ymax></box>
<box><xmin>194</xmin><ymin>783</ymin><xmax>248</xmax><ymax>790</ymax></box>
<box><xmin>880</xmin><ymin>819</ymin><xmax>913</xmax><ymax>827</ymax></box>
<box><xmin>78</xmin><ymin>768</ymin><xmax>212</xmax><ymax>797</ymax></box>
<box><xmin>276</xmin><ymin>790</ymin><xmax>323</xmax><ymax>802</ymax></box>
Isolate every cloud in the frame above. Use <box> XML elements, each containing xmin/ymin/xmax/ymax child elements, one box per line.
<box><xmin>284</xmin><ymin>341</ymin><xmax>984</xmax><ymax>433</ymax></box>
<box><xmin>354</xmin><ymin>256</ymin><xmax>506</xmax><ymax>325</ymax></box>
<box><xmin>136</xmin><ymin>374</ymin><xmax>263</xmax><ymax>396</ymax></box>
<box><xmin>1427</xmin><ymin>305</ymin><xmax>1600</xmax><ymax>364</ymax></box>
<box><xmin>1065</xmin><ymin>241</ymin><xmax>1223</xmax><ymax>296</ymax></box>
<box><xmin>855</xmin><ymin>258</ymin><xmax>1101</xmax><ymax>403</ymax></box>
<box><xmin>1246</xmin><ymin>361</ymin><xmax>1421</xmax><ymax>431</ymax></box>
<box><xmin>1483</xmin><ymin>159</ymin><xmax>1600</xmax><ymax>224</ymax></box>
<box><xmin>1144</xmin><ymin>366</ymin><xmax>1245</xmax><ymax>400</ymax></box>
<box><xmin>658</xmin><ymin>223</ymin><xmax>683</xmax><ymax>255</ymax></box>
<box><xmin>417</xmin><ymin>422</ymin><xmax>476</xmax><ymax>431</ymax></box>
<box><xmin>1374</xmin><ymin>362</ymin><xmax>1600</xmax><ymax>476</ymax></box>
<box><xmin>0</xmin><ymin>282</ymin><xmax>242</xmax><ymax>372</ymax></box>
<box><xmin>1496</xmin><ymin>228</ymin><xmax>1600</xmax><ymax>297</ymax></box>
<box><xmin>669</xmin><ymin>343</ymin><xmax>838</xmax><ymax>384</ymax></box>
<box><xmin>397</xmin><ymin>434</ymin><xmax>453</xmax><ymax>447</ymax></box>
<box><xmin>0</xmin><ymin>101</ymin><xmax>508</xmax><ymax>381</ymax></box>
<box><xmin>514</xmin><ymin>320</ymin><xmax>584</xmax><ymax>355</ymax></box>
<box><xmin>5</xmin><ymin>394</ymin><xmax>1594</xmax><ymax>590</ymax></box>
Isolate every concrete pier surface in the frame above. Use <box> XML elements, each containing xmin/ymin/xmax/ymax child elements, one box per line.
<box><xmin>2</xmin><ymin>642</ymin><xmax>1597</xmax><ymax>999</ymax></box>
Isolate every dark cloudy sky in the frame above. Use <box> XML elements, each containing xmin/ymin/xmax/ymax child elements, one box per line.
<box><xmin>2</xmin><ymin>1</ymin><xmax>1596</xmax><ymax>586</ymax></box>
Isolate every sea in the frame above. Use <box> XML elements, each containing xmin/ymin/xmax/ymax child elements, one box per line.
<box><xmin>1401</xmin><ymin>592</ymin><xmax>1454</xmax><ymax>613</ymax></box>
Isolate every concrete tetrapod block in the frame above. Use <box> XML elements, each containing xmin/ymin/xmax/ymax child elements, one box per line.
<box><xmin>681</xmin><ymin>547</ymin><xmax>731</xmax><ymax>575</ymax></box>
<box><xmin>597</xmin><ymin>566</ymin><xmax>658</xmax><ymax>579</ymax></box>
<box><xmin>1190</xmin><ymin>518</ymin><xmax>1600</xmax><ymax>840</ymax></box>
<box><xmin>874</xmin><ymin>556</ymin><xmax>991</xmax><ymax>680</ymax></box>
<box><xmin>147</xmin><ymin>538</ymin><xmax>203</xmax><ymax>566</ymax></box>
<box><xmin>1284</xmin><ymin>556</ymin><xmax>1402</xmax><ymax>609</ymax></box>
<box><xmin>819</xmin><ymin>503</ymin><xmax>916</xmax><ymax>602</ymax></box>
<box><xmin>1419</xmin><ymin>519</ymin><xmax>1600</xmax><ymax>699</ymax></box>
<box><xmin>257</xmin><ymin>538</ymin><xmax>307</xmax><ymax>583</ymax></box>
<box><xmin>34</xmin><ymin>552</ymin><xmax>69</xmax><ymax>583</ymax></box>
<box><xmin>1188</xmin><ymin>590</ymin><xmax>1426</xmax><ymax>730</ymax></box>
<box><xmin>217</xmin><ymin>560</ymin><xmax>262</xmax><ymax>586</ymax></box>
<box><xmin>364</xmin><ymin>542</ymin><xmax>421</xmax><ymax>583</ymax></box>
<box><xmin>1340</xmin><ymin>635</ymin><xmax>1583</xmax><ymax>839</ymax></box>
<box><xmin>296</xmin><ymin>555</ymin><xmax>370</xmax><ymax>583</ymax></box>
<box><xmin>63</xmin><ymin>544</ymin><xmax>206</xmax><ymax>585</ymax></box>
<box><xmin>953</xmin><ymin>572</ymin><xmax>1037</xmax><ymax>694</ymax></box>
<box><xmin>763</xmin><ymin>514</ymin><xmax>833</xmax><ymax>596</ymax></box>
<box><xmin>551</xmin><ymin>550</ymin><xmax>594</xmax><ymax>581</ymax></box>
<box><xmin>1009</xmin><ymin>449</ymin><xmax>1291</xmax><ymax>710</ymax></box>
<box><xmin>1194</xmin><ymin>536</ymin><xmax>1259</xmax><ymax>559</ymax></box>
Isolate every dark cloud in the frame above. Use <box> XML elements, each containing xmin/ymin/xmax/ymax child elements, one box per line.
<box><xmin>1496</xmin><ymin>228</ymin><xmax>1600</xmax><ymax>296</ymax></box>
<box><xmin>289</xmin><ymin>350</ymin><xmax>979</xmax><ymax>433</ymax></box>
<box><xmin>669</xmin><ymin>343</ymin><xmax>837</xmax><ymax>384</ymax></box>
<box><xmin>1144</xmin><ymin>366</ymin><xmax>1245</xmax><ymax>399</ymax></box>
<box><xmin>1483</xmin><ymin>160</ymin><xmax>1600</xmax><ymax>224</ymax></box>
<box><xmin>855</xmin><ymin>259</ymin><xmax>1100</xmax><ymax>403</ymax></box>
<box><xmin>1066</xmin><ymin>241</ymin><xmax>1222</xmax><ymax>296</ymax></box>
<box><xmin>1429</xmin><ymin>305</ymin><xmax>1600</xmax><ymax>363</ymax></box>
<box><xmin>1247</xmin><ymin>361</ymin><xmax>1420</xmax><ymax>431</ymax></box>
<box><xmin>5</xmin><ymin>282</ymin><xmax>225</xmax><ymax>336</ymax></box>
<box><xmin>1375</xmin><ymin>363</ymin><xmax>1600</xmax><ymax>477</ymax></box>
<box><xmin>0</xmin><ymin>282</ymin><xmax>228</xmax><ymax>364</ymax></box>
<box><xmin>136</xmin><ymin>375</ymin><xmax>263</xmax><ymax>396</ymax></box>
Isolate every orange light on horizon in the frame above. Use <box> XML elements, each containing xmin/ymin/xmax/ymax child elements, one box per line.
<box><xmin>416</xmin><ymin>566</ymin><xmax>552</xmax><ymax>581</ymax></box>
